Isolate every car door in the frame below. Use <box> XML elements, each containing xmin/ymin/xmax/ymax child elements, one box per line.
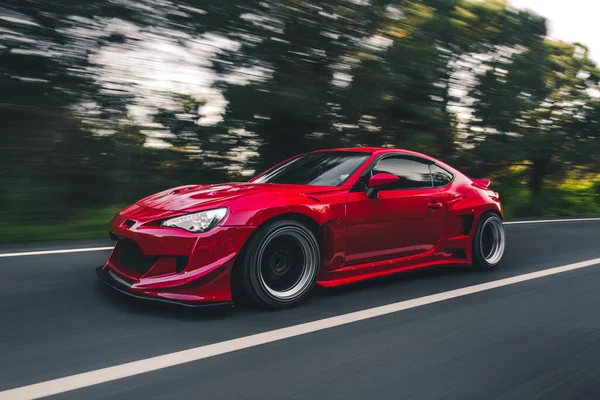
<box><xmin>344</xmin><ymin>155</ymin><xmax>447</xmax><ymax>266</ymax></box>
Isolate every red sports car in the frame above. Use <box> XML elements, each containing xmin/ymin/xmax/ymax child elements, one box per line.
<box><xmin>96</xmin><ymin>147</ymin><xmax>505</xmax><ymax>309</ymax></box>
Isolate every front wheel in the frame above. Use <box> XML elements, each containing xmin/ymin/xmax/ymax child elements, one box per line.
<box><xmin>472</xmin><ymin>212</ymin><xmax>506</xmax><ymax>269</ymax></box>
<box><xmin>237</xmin><ymin>219</ymin><xmax>320</xmax><ymax>309</ymax></box>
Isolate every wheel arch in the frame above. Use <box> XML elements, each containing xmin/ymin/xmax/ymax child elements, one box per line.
<box><xmin>229</xmin><ymin>211</ymin><xmax>323</xmax><ymax>302</ymax></box>
<box><xmin>479</xmin><ymin>205</ymin><xmax>504</xmax><ymax>221</ymax></box>
<box><xmin>472</xmin><ymin>207</ymin><xmax>506</xmax><ymax>269</ymax></box>
<box><xmin>488</xmin><ymin>208</ymin><xmax>503</xmax><ymax>219</ymax></box>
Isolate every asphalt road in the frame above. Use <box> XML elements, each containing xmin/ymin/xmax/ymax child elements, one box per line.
<box><xmin>2</xmin><ymin>218</ymin><xmax>600</xmax><ymax>399</ymax></box>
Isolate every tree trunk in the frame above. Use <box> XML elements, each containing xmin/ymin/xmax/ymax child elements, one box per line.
<box><xmin>529</xmin><ymin>160</ymin><xmax>547</xmax><ymax>216</ymax></box>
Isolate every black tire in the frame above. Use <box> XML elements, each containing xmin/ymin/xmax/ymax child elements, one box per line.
<box><xmin>236</xmin><ymin>219</ymin><xmax>320</xmax><ymax>309</ymax></box>
<box><xmin>472</xmin><ymin>211</ymin><xmax>506</xmax><ymax>270</ymax></box>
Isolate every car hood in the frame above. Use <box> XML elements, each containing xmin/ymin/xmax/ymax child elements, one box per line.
<box><xmin>136</xmin><ymin>182</ymin><xmax>341</xmax><ymax>211</ymax></box>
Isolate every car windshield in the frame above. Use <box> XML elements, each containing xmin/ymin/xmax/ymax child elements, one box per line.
<box><xmin>251</xmin><ymin>151</ymin><xmax>371</xmax><ymax>186</ymax></box>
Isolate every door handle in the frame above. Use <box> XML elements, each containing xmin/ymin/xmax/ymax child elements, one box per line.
<box><xmin>427</xmin><ymin>200</ymin><xmax>443</xmax><ymax>210</ymax></box>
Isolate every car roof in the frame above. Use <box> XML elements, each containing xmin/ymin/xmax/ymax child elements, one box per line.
<box><xmin>313</xmin><ymin>147</ymin><xmax>436</xmax><ymax>160</ymax></box>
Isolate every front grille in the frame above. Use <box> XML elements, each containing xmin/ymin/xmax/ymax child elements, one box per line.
<box><xmin>117</xmin><ymin>239</ymin><xmax>158</xmax><ymax>274</ymax></box>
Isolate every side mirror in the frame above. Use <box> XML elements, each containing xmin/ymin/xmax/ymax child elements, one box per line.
<box><xmin>366</xmin><ymin>172</ymin><xmax>399</xmax><ymax>198</ymax></box>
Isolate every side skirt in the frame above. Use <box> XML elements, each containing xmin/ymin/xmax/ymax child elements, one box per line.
<box><xmin>316</xmin><ymin>256</ymin><xmax>471</xmax><ymax>288</ymax></box>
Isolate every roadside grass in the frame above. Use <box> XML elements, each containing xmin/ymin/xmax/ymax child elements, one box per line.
<box><xmin>501</xmin><ymin>180</ymin><xmax>600</xmax><ymax>217</ymax></box>
<box><xmin>0</xmin><ymin>207</ymin><xmax>123</xmax><ymax>244</ymax></box>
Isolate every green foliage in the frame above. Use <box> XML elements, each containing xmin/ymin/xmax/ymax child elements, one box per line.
<box><xmin>503</xmin><ymin>182</ymin><xmax>600</xmax><ymax>218</ymax></box>
<box><xmin>1</xmin><ymin>0</ymin><xmax>600</xmax><ymax>242</ymax></box>
<box><xmin>468</xmin><ymin>32</ymin><xmax>600</xmax><ymax>214</ymax></box>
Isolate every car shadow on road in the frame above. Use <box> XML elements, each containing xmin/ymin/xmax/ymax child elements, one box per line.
<box><xmin>93</xmin><ymin>263</ymin><xmax>502</xmax><ymax>320</ymax></box>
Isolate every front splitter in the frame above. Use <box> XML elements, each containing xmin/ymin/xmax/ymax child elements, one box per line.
<box><xmin>95</xmin><ymin>266</ymin><xmax>234</xmax><ymax>309</ymax></box>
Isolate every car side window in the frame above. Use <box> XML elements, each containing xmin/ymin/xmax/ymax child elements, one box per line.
<box><xmin>371</xmin><ymin>156</ymin><xmax>433</xmax><ymax>189</ymax></box>
<box><xmin>430</xmin><ymin>164</ymin><xmax>454</xmax><ymax>187</ymax></box>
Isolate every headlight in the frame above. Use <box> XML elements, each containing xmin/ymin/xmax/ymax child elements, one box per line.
<box><xmin>161</xmin><ymin>208</ymin><xmax>228</xmax><ymax>232</ymax></box>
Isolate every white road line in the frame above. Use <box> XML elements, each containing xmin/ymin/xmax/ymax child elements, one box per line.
<box><xmin>2</xmin><ymin>257</ymin><xmax>600</xmax><ymax>400</ymax></box>
<box><xmin>1</xmin><ymin>217</ymin><xmax>599</xmax><ymax>258</ymax></box>
<box><xmin>503</xmin><ymin>217</ymin><xmax>600</xmax><ymax>225</ymax></box>
<box><xmin>0</xmin><ymin>247</ymin><xmax>114</xmax><ymax>258</ymax></box>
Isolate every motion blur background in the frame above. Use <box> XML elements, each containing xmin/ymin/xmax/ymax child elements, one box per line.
<box><xmin>1</xmin><ymin>0</ymin><xmax>600</xmax><ymax>243</ymax></box>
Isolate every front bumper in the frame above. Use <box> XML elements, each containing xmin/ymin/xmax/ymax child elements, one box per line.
<box><xmin>98</xmin><ymin>203</ymin><xmax>255</xmax><ymax>305</ymax></box>
<box><xmin>96</xmin><ymin>266</ymin><xmax>233</xmax><ymax>308</ymax></box>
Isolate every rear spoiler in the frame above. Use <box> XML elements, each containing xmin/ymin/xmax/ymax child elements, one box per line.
<box><xmin>471</xmin><ymin>178</ymin><xmax>491</xmax><ymax>189</ymax></box>
<box><xmin>471</xmin><ymin>178</ymin><xmax>500</xmax><ymax>199</ymax></box>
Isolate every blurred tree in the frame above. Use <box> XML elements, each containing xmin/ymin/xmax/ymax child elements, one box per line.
<box><xmin>341</xmin><ymin>0</ymin><xmax>546</xmax><ymax>159</ymax></box>
<box><xmin>0</xmin><ymin>0</ymin><xmax>208</xmax><ymax>220</ymax></box>
<box><xmin>0</xmin><ymin>0</ymin><xmax>102</xmax><ymax>221</ymax></box>
<box><xmin>153</xmin><ymin>93</ymin><xmax>240</xmax><ymax>181</ymax></box>
<box><xmin>469</xmin><ymin>39</ymin><xmax>600</xmax><ymax>214</ymax></box>
<box><xmin>177</xmin><ymin>0</ymin><xmax>391</xmax><ymax>171</ymax></box>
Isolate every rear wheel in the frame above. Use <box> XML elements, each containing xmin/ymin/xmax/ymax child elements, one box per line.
<box><xmin>237</xmin><ymin>219</ymin><xmax>320</xmax><ymax>309</ymax></box>
<box><xmin>472</xmin><ymin>212</ymin><xmax>505</xmax><ymax>269</ymax></box>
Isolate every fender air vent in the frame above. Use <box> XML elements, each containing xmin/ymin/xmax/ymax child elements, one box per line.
<box><xmin>461</xmin><ymin>215</ymin><xmax>474</xmax><ymax>236</ymax></box>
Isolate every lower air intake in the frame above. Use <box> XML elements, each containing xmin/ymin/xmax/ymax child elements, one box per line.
<box><xmin>117</xmin><ymin>239</ymin><xmax>158</xmax><ymax>274</ymax></box>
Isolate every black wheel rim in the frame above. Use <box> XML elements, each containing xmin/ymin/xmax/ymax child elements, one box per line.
<box><xmin>260</xmin><ymin>235</ymin><xmax>305</xmax><ymax>292</ymax></box>
<box><xmin>256</xmin><ymin>226</ymin><xmax>319</xmax><ymax>301</ymax></box>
